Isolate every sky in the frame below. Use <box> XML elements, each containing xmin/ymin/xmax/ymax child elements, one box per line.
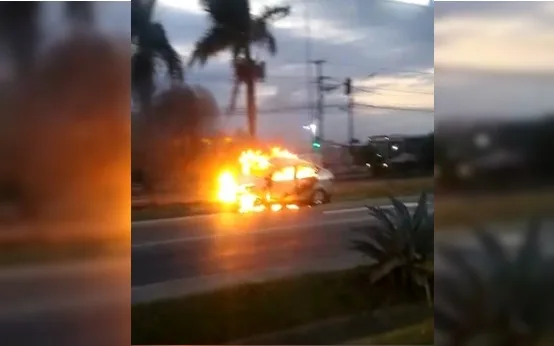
<box><xmin>435</xmin><ymin>1</ymin><xmax>554</xmax><ymax>122</ymax></box>
<box><xmin>153</xmin><ymin>0</ymin><xmax>434</xmax><ymax>147</ymax></box>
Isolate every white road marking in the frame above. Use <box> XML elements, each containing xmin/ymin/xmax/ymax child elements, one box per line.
<box><xmin>322</xmin><ymin>202</ymin><xmax>419</xmax><ymax>215</ymax></box>
<box><xmin>132</xmin><ymin>215</ymin><xmax>373</xmax><ymax>249</ymax></box>
<box><xmin>131</xmin><ymin>195</ymin><xmax>432</xmax><ymax>227</ymax></box>
<box><xmin>132</xmin><ymin>212</ymin><xmax>225</xmax><ymax>227</ymax></box>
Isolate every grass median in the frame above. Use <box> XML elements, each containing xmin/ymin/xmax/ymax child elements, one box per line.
<box><xmin>344</xmin><ymin>318</ymin><xmax>434</xmax><ymax>345</ymax></box>
<box><xmin>0</xmin><ymin>235</ymin><xmax>127</xmax><ymax>267</ymax></box>
<box><xmin>435</xmin><ymin>188</ymin><xmax>554</xmax><ymax>229</ymax></box>
<box><xmin>131</xmin><ymin>177</ymin><xmax>434</xmax><ymax>222</ymax></box>
<box><xmin>131</xmin><ymin>266</ymin><xmax>430</xmax><ymax>345</ymax></box>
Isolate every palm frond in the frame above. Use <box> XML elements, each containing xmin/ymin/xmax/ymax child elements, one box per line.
<box><xmin>473</xmin><ymin>228</ymin><xmax>508</xmax><ymax>268</ymax></box>
<box><xmin>368</xmin><ymin>257</ymin><xmax>406</xmax><ymax>284</ymax></box>
<box><xmin>437</xmin><ymin>243</ymin><xmax>485</xmax><ymax>291</ymax></box>
<box><xmin>251</xmin><ymin>25</ymin><xmax>277</xmax><ymax>55</ymax></box>
<box><xmin>435</xmin><ymin>222</ymin><xmax>554</xmax><ymax>344</ymax></box>
<box><xmin>411</xmin><ymin>192</ymin><xmax>428</xmax><ymax>232</ymax></box>
<box><xmin>158</xmin><ymin>43</ymin><xmax>184</xmax><ymax>82</ymax></box>
<box><xmin>199</xmin><ymin>0</ymin><xmax>250</xmax><ymax>31</ymax></box>
<box><xmin>390</xmin><ymin>196</ymin><xmax>413</xmax><ymax>232</ymax></box>
<box><xmin>256</xmin><ymin>5</ymin><xmax>291</xmax><ymax>21</ymax></box>
<box><xmin>350</xmin><ymin>236</ymin><xmax>387</xmax><ymax>260</ymax></box>
<box><xmin>410</xmin><ymin>268</ymin><xmax>432</xmax><ymax>306</ymax></box>
<box><xmin>132</xmin><ymin>0</ymin><xmax>156</xmax><ymax>40</ymax></box>
<box><xmin>514</xmin><ymin>219</ymin><xmax>542</xmax><ymax>274</ymax></box>
<box><xmin>131</xmin><ymin>49</ymin><xmax>155</xmax><ymax>108</ymax></box>
<box><xmin>366</xmin><ymin>205</ymin><xmax>396</xmax><ymax>234</ymax></box>
<box><xmin>188</xmin><ymin>25</ymin><xmax>236</xmax><ymax>67</ymax></box>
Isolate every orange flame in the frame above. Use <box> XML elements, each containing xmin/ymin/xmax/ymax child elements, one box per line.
<box><xmin>216</xmin><ymin>146</ymin><xmax>307</xmax><ymax>213</ymax></box>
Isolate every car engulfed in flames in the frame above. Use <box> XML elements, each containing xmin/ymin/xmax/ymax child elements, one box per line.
<box><xmin>216</xmin><ymin>147</ymin><xmax>316</xmax><ymax>213</ymax></box>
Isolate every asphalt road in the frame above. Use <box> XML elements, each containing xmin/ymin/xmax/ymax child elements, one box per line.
<box><xmin>131</xmin><ymin>197</ymin><xmax>432</xmax><ymax>290</ymax></box>
<box><xmin>0</xmin><ymin>257</ymin><xmax>129</xmax><ymax>346</ymax></box>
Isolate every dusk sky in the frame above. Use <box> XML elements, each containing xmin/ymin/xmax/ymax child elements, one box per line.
<box><xmin>153</xmin><ymin>0</ymin><xmax>434</xmax><ymax>147</ymax></box>
<box><xmin>435</xmin><ymin>1</ymin><xmax>554</xmax><ymax>121</ymax></box>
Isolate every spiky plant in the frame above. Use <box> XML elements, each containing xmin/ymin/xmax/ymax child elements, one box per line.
<box><xmin>351</xmin><ymin>192</ymin><xmax>434</xmax><ymax>305</ymax></box>
<box><xmin>435</xmin><ymin>221</ymin><xmax>554</xmax><ymax>346</ymax></box>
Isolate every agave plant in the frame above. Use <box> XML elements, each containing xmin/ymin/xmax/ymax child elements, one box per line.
<box><xmin>351</xmin><ymin>192</ymin><xmax>434</xmax><ymax>305</ymax></box>
<box><xmin>435</xmin><ymin>221</ymin><xmax>554</xmax><ymax>346</ymax></box>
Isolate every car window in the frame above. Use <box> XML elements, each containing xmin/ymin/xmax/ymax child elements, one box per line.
<box><xmin>296</xmin><ymin>165</ymin><xmax>317</xmax><ymax>179</ymax></box>
<box><xmin>271</xmin><ymin>165</ymin><xmax>295</xmax><ymax>181</ymax></box>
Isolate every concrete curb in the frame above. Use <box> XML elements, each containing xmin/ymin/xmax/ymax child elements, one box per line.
<box><xmin>0</xmin><ymin>256</ymin><xmax>128</xmax><ymax>281</ymax></box>
<box><xmin>132</xmin><ymin>254</ymin><xmax>366</xmax><ymax>304</ymax></box>
<box><xmin>131</xmin><ymin>194</ymin><xmax>432</xmax><ymax>227</ymax></box>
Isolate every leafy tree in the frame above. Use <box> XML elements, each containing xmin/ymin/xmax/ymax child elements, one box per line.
<box><xmin>435</xmin><ymin>221</ymin><xmax>554</xmax><ymax>346</ymax></box>
<box><xmin>189</xmin><ymin>0</ymin><xmax>290</xmax><ymax>137</ymax></box>
<box><xmin>131</xmin><ymin>0</ymin><xmax>184</xmax><ymax>111</ymax></box>
<box><xmin>351</xmin><ymin>193</ymin><xmax>434</xmax><ymax>305</ymax></box>
<box><xmin>136</xmin><ymin>85</ymin><xmax>221</xmax><ymax>195</ymax></box>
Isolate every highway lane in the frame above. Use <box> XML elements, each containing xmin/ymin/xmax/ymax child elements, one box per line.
<box><xmin>0</xmin><ymin>256</ymin><xmax>129</xmax><ymax>346</ymax></box>
<box><xmin>132</xmin><ymin>196</ymin><xmax>425</xmax><ymax>246</ymax></box>
<box><xmin>131</xmin><ymin>197</ymin><xmax>433</xmax><ymax>289</ymax></box>
<box><xmin>133</xmin><ymin>208</ymin><xmax>372</xmax><ymax>287</ymax></box>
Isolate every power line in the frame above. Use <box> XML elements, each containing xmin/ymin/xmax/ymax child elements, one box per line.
<box><xmin>354</xmin><ymin>86</ymin><xmax>433</xmax><ymax>95</ymax></box>
<box><xmin>230</xmin><ymin>103</ymin><xmax>433</xmax><ymax>115</ymax></box>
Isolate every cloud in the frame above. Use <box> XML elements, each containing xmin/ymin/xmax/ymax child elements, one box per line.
<box><xmin>435</xmin><ymin>2</ymin><xmax>554</xmax><ymax>119</ymax></box>
<box><xmin>153</xmin><ymin>0</ymin><xmax>433</xmax><ymax>146</ymax></box>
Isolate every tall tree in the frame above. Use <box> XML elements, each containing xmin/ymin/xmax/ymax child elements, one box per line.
<box><xmin>0</xmin><ymin>3</ymin><xmax>41</xmax><ymax>79</ymax></box>
<box><xmin>65</xmin><ymin>2</ymin><xmax>95</xmax><ymax>29</ymax></box>
<box><xmin>131</xmin><ymin>0</ymin><xmax>184</xmax><ymax>111</ymax></box>
<box><xmin>0</xmin><ymin>2</ymin><xmax>97</xmax><ymax>79</ymax></box>
<box><xmin>189</xmin><ymin>0</ymin><xmax>290</xmax><ymax>137</ymax></box>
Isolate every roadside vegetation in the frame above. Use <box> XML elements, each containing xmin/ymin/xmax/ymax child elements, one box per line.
<box><xmin>435</xmin><ymin>221</ymin><xmax>554</xmax><ymax>345</ymax></box>
<box><xmin>132</xmin><ymin>194</ymin><xmax>435</xmax><ymax>344</ymax></box>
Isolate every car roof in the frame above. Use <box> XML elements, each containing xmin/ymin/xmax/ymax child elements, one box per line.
<box><xmin>269</xmin><ymin>157</ymin><xmax>313</xmax><ymax>167</ymax></box>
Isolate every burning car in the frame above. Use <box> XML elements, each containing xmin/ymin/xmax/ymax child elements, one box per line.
<box><xmin>217</xmin><ymin>147</ymin><xmax>334</xmax><ymax>213</ymax></box>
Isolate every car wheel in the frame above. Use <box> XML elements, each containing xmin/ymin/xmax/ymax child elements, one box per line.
<box><xmin>311</xmin><ymin>189</ymin><xmax>327</xmax><ymax>206</ymax></box>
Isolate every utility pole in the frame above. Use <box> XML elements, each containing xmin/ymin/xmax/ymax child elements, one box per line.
<box><xmin>311</xmin><ymin>59</ymin><xmax>326</xmax><ymax>146</ymax></box>
<box><xmin>344</xmin><ymin>77</ymin><xmax>354</xmax><ymax>144</ymax></box>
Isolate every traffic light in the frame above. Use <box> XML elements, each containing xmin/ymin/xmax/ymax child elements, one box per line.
<box><xmin>312</xmin><ymin>136</ymin><xmax>321</xmax><ymax>149</ymax></box>
<box><xmin>344</xmin><ymin>78</ymin><xmax>351</xmax><ymax>95</ymax></box>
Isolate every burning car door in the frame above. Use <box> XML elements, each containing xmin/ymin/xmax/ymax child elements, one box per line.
<box><xmin>268</xmin><ymin>165</ymin><xmax>296</xmax><ymax>203</ymax></box>
<box><xmin>294</xmin><ymin>164</ymin><xmax>318</xmax><ymax>200</ymax></box>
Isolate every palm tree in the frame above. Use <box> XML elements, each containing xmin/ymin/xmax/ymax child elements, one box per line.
<box><xmin>0</xmin><ymin>3</ymin><xmax>41</xmax><ymax>79</ymax></box>
<box><xmin>435</xmin><ymin>221</ymin><xmax>554</xmax><ymax>345</ymax></box>
<box><xmin>65</xmin><ymin>2</ymin><xmax>95</xmax><ymax>29</ymax></box>
<box><xmin>0</xmin><ymin>3</ymin><xmax>97</xmax><ymax>80</ymax></box>
<box><xmin>189</xmin><ymin>0</ymin><xmax>290</xmax><ymax>137</ymax></box>
<box><xmin>351</xmin><ymin>193</ymin><xmax>434</xmax><ymax>305</ymax></box>
<box><xmin>131</xmin><ymin>0</ymin><xmax>184</xmax><ymax>111</ymax></box>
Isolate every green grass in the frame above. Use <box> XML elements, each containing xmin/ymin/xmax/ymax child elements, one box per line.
<box><xmin>132</xmin><ymin>177</ymin><xmax>434</xmax><ymax>221</ymax></box>
<box><xmin>132</xmin><ymin>201</ymin><xmax>215</xmax><ymax>221</ymax></box>
<box><xmin>435</xmin><ymin>189</ymin><xmax>554</xmax><ymax>229</ymax></box>
<box><xmin>131</xmin><ymin>266</ymin><xmax>427</xmax><ymax>345</ymax></box>
<box><xmin>345</xmin><ymin>318</ymin><xmax>434</xmax><ymax>345</ymax></box>
<box><xmin>0</xmin><ymin>239</ymin><xmax>126</xmax><ymax>267</ymax></box>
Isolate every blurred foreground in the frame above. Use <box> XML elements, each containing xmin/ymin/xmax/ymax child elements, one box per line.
<box><xmin>0</xmin><ymin>3</ymin><xmax>130</xmax><ymax>346</ymax></box>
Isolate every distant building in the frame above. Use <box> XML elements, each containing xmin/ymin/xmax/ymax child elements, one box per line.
<box><xmin>367</xmin><ymin>134</ymin><xmax>429</xmax><ymax>160</ymax></box>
